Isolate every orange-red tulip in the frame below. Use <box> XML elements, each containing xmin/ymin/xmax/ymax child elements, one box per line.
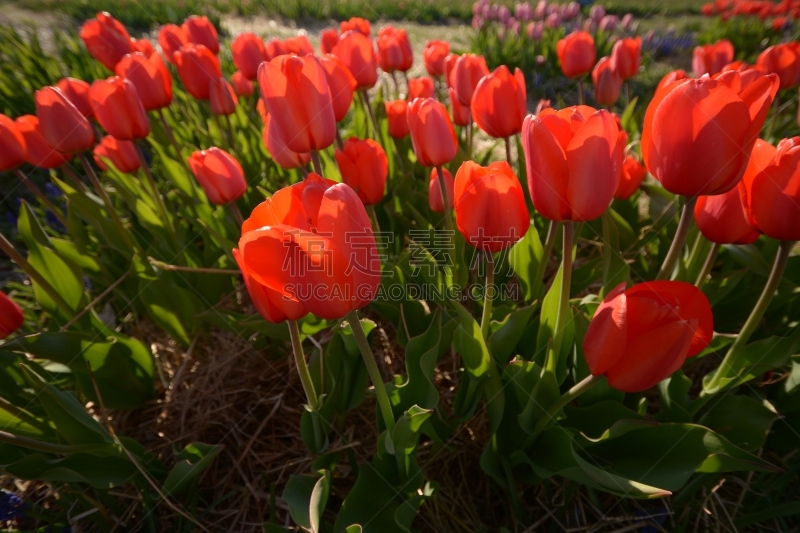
<box><xmin>449</xmin><ymin>87</ymin><xmax>471</xmax><ymax>126</ymax></box>
<box><xmin>340</xmin><ymin>17</ymin><xmax>371</xmax><ymax>37</ymax></box>
<box><xmin>89</xmin><ymin>77</ymin><xmax>150</xmax><ymax>140</ymax></box>
<box><xmin>0</xmin><ymin>291</ymin><xmax>24</xmax><ymax>340</ymax></box>
<box><xmin>56</xmin><ymin>78</ymin><xmax>93</xmax><ymax>118</ymax></box>
<box><xmin>174</xmin><ymin>44</ymin><xmax>222</xmax><ymax>100</ymax></box>
<box><xmin>15</xmin><ymin>116</ymin><xmax>70</xmax><ymax>169</ymax></box>
<box><xmin>408</xmin><ymin>76</ymin><xmax>435</xmax><ymax>99</ymax></box>
<box><xmin>471</xmin><ymin>65</ymin><xmax>526</xmax><ymax>138</ymax></box>
<box><xmin>209</xmin><ymin>77</ymin><xmax>238</xmax><ymax>116</ymax></box>
<box><xmin>332</xmin><ymin>31</ymin><xmax>378</xmax><ymax>90</ymax></box>
<box><xmin>454</xmin><ymin>161</ymin><xmax>529</xmax><ymax>252</ymax></box>
<box><xmin>610</xmin><ymin>37</ymin><xmax>641</xmax><ymax>80</ymax></box>
<box><xmin>80</xmin><ymin>12</ymin><xmax>132</xmax><ymax>70</ymax></box>
<box><xmin>423</xmin><ymin>40</ymin><xmax>450</xmax><ymax>77</ymax></box>
<box><xmin>615</xmin><ymin>155</ymin><xmax>647</xmax><ymax>200</ymax></box>
<box><xmin>131</xmin><ymin>38</ymin><xmax>155</xmax><ymax>57</ymax></box>
<box><xmin>376</xmin><ymin>26</ymin><xmax>413</xmax><ymax>73</ymax></box>
<box><xmin>522</xmin><ymin>105</ymin><xmax>623</xmax><ymax>222</ymax></box>
<box><xmin>385</xmin><ymin>100</ymin><xmax>409</xmax><ymax>138</ymax></box>
<box><xmin>285</xmin><ymin>35</ymin><xmax>314</xmax><ymax>56</ymax></box>
<box><xmin>408</xmin><ymin>98</ymin><xmax>458</xmax><ymax>167</ymax></box>
<box><xmin>692</xmin><ymin>39</ymin><xmax>734</xmax><ymax>77</ymax></box>
<box><xmin>694</xmin><ymin>188</ymin><xmax>759</xmax><ymax>245</ymax></box>
<box><xmin>557</xmin><ymin>31</ymin><xmax>596</xmax><ymax>78</ymax></box>
<box><xmin>451</xmin><ymin>53</ymin><xmax>489</xmax><ymax>106</ymax></box>
<box><xmin>756</xmin><ymin>42</ymin><xmax>800</xmax><ymax>90</ymax></box>
<box><xmin>642</xmin><ymin>71</ymin><xmax>778</xmax><ymax>197</ymax></box>
<box><xmin>262</xmin><ymin>113</ymin><xmax>311</xmax><ymax>170</ymax></box>
<box><xmin>320</xmin><ymin>54</ymin><xmax>357</xmax><ymax>123</ymax></box>
<box><xmin>183</xmin><ymin>15</ymin><xmax>219</xmax><ymax>54</ymax></box>
<box><xmin>655</xmin><ymin>69</ymin><xmax>687</xmax><ymax>92</ymax></box>
<box><xmin>231</xmin><ymin>33</ymin><xmax>266</xmax><ymax>81</ymax></box>
<box><xmin>238</xmin><ymin>175</ymin><xmax>381</xmax><ymax>319</ymax></box>
<box><xmin>739</xmin><ymin>137</ymin><xmax>800</xmax><ymax>241</ymax></box>
<box><xmin>115</xmin><ymin>52</ymin><xmax>172</xmax><ymax>111</ymax></box>
<box><xmin>157</xmin><ymin>24</ymin><xmax>189</xmax><ymax>65</ymax></box>
<box><xmin>335</xmin><ymin>137</ymin><xmax>388</xmax><ymax>205</ymax></box>
<box><xmin>233</xmin><ymin>248</ymin><xmax>308</xmax><ymax>323</ymax></box>
<box><xmin>35</xmin><ymin>87</ymin><xmax>95</xmax><ymax>154</ymax></box>
<box><xmin>429</xmin><ymin>167</ymin><xmax>454</xmax><ymax>213</ymax></box>
<box><xmin>592</xmin><ymin>56</ymin><xmax>622</xmax><ymax>105</ymax></box>
<box><xmin>443</xmin><ymin>53</ymin><xmax>458</xmax><ymax>87</ymax></box>
<box><xmin>320</xmin><ymin>28</ymin><xmax>339</xmax><ymax>54</ymax></box>
<box><xmin>188</xmin><ymin>147</ymin><xmax>247</xmax><ymax>205</ymax></box>
<box><xmin>93</xmin><ymin>135</ymin><xmax>140</xmax><ymax>173</ymax></box>
<box><xmin>231</xmin><ymin>71</ymin><xmax>255</xmax><ymax>97</ymax></box>
<box><xmin>583</xmin><ymin>281</ymin><xmax>713</xmax><ymax>392</ymax></box>
<box><xmin>0</xmin><ymin>114</ymin><xmax>26</xmax><ymax>171</ymax></box>
<box><xmin>265</xmin><ymin>38</ymin><xmax>288</xmax><ymax>61</ymax></box>
<box><xmin>258</xmin><ymin>54</ymin><xmax>336</xmax><ymax>154</ymax></box>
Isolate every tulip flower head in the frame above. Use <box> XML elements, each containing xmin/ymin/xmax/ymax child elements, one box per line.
<box><xmin>158</xmin><ymin>24</ymin><xmax>189</xmax><ymax>65</ymax></box>
<box><xmin>451</xmin><ymin>53</ymin><xmax>489</xmax><ymax>106</ymax></box>
<box><xmin>319</xmin><ymin>54</ymin><xmax>357</xmax><ymax>123</ymax></box>
<box><xmin>0</xmin><ymin>114</ymin><xmax>26</xmax><ymax>171</ymax></box>
<box><xmin>0</xmin><ymin>291</ymin><xmax>24</xmax><ymax>340</ymax></box>
<box><xmin>756</xmin><ymin>42</ymin><xmax>800</xmax><ymax>90</ymax></box>
<box><xmin>209</xmin><ymin>77</ymin><xmax>239</xmax><ymax>116</ymax></box>
<box><xmin>231</xmin><ymin>33</ymin><xmax>267</xmax><ymax>81</ymax></box>
<box><xmin>174</xmin><ymin>44</ymin><xmax>222</xmax><ymax>100</ymax></box>
<box><xmin>80</xmin><ymin>12</ymin><xmax>133</xmax><ymax>70</ymax></box>
<box><xmin>340</xmin><ymin>17</ymin><xmax>371</xmax><ymax>37</ymax></box>
<box><xmin>583</xmin><ymin>281</ymin><xmax>713</xmax><ymax>392</ymax></box>
<box><xmin>692</xmin><ymin>39</ymin><xmax>734</xmax><ymax>77</ymax></box>
<box><xmin>262</xmin><ymin>113</ymin><xmax>312</xmax><ymax>170</ymax></box>
<box><xmin>592</xmin><ymin>56</ymin><xmax>623</xmax><ymax>106</ymax></box>
<box><xmin>408</xmin><ymin>77</ymin><xmax>436</xmax><ymax>100</ymax></box>
<box><xmin>471</xmin><ymin>65</ymin><xmax>527</xmax><ymax>138</ymax></box>
<box><xmin>655</xmin><ymin>69</ymin><xmax>687</xmax><ymax>92</ymax></box>
<box><xmin>233</xmin><ymin>248</ymin><xmax>308</xmax><ymax>324</ymax></box>
<box><xmin>557</xmin><ymin>31</ymin><xmax>596</xmax><ymax>78</ymax></box>
<box><xmin>131</xmin><ymin>38</ymin><xmax>155</xmax><ymax>57</ymax></box>
<box><xmin>188</xmin><ymin>147</ymin><xmax>247</xmax><ymax>205</ymax></box>
<box><xmin>376</xmin><ymin>26</ymin><xmax>413</xmax><ymax>72</ymax></box>
<box><xmin>423</xmin><ymin>40</ymin><xmax>450</xmax><ymax>77</ymax></box>
<box><xmin>615</xmin><ymin>155</ymin><xmax>647</xmax><ymax>200</ymax></box>
<box><xmin>407</xmin><ymin>97</ymin><xmax>458</xmax><ymax>167</ymax></box>
<box><xmin>115</xmin><ymin>52</ymin><xmax>173</xmax><ymax>111</ymax></box>
<box><xmin>449</xmin><ymin>87</ymin><xmax>471</xmax><ymax>126</ymax></box>
<box><xmin>610</xmin><ymin>37</ymin><xmax>642</xmax><ymax>80</ymax></box>
<box><xmin>320</xmin><ymin>28</ymin><xmax>339</xmax><ymax>54</ymax></box>
<box><xmin>183</xmin><ymin>15</ymin><xmax>219</xmax><ymax>54</ymax></box>
<box><xmin>89</xmin><ymin>77</ymin><xmax>151</xmax><ymax>140</ymax></box>
<box><xmin>265</xmin><ymin>38</ymin><xmax>288</xmax><ymax>61</ymax></box>
<box><xmin>335</xmin><ymin>137</ymin><xmax>389</xmax><ymax>206</ymax></box>
<box><xmin>231</xmin><ymin>71</ymin><xmax>255</xmax><ymax>97</ymax></box>
<box><xmin>695</xmin><ymin>187</ymin><xmax>759</xmax><ymax>245</ymax></box>
<box><xmin>332</xmin><ymin>31</ymin><xmax>378</xmax><ymax>90</ymax></box>
<box><xmin>429</xmin><ymin>167</ymin><xmax>455</xmax><ymax>213</ymax></box>
<box><xmin>15</xmin><ymin>116</ymin><xmax>70</xmax><ymax>169</ymax></box>
<box><xmin>56</xmin><ymin>78</ymin><xmax>93</xmax><ymax>118</ymax></box>
<box><xmin>34</xmin><ymin>87</ymin><xmax>95</xmax><ymax>154</ymax></box>
<box><xmin>385</xmin><ymin>100</ymin><xmax>410</xmax><ymax>139</ymax></box>
<box><xmin>285</xmin><ymin>35</ymin><xmax>314</xmax><ymax>56</ymax></box>
<box><xmin>93</xmin><ymin>135</ymin><xmax>141</xmax><ymax>174</ymax></box>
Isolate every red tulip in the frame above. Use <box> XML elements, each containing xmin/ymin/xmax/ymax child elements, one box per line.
<box><xmin>454</xmin><ymin>161</ymin><xmax>530</xmax><ymax>252</ymax></box>
<box><xmin>615</xmin><ymin>155</ymin><xmax>647</xmax><ymax>200</ymax></box>
<box><xmin>35</xmin><ymin>87</ymin><xmax>95</xmax><ymax>154</ymax></box>
<box><xmin>231</xmin><ymin>33</ymin><xmax>266</xmax><ymax>81</ymax></box>
<box><xmin>265</xmin><ymin>38</ymin><xmax>288</xmax><ymax>61</ymax></box>
<box><xmin>655</xmin><ymin>69</ymin><xmax>687</xmax><ymax>92</ymax></box>
<box><xmin>429</xmin><ymin>167</ymin><xmax>454</xmax><ymax>213</ymax></box>
<box><xmin>56</xmin><ymin>78</ymin><xmax>93</xmax><ymax>118</ymax></box>
<box><xmin>642</xmin><ymin>71</ymin><xmax>778</xmax><ymax>197</ymax></box>
<box><xmin>522</xmin><ymin>106</ymin><xmax>623</xmax><ymax>222</ymax></box>
<box><xmin>285</xmin><ymin>35</ymin><xmax>314</xmax><ymax>56</ymax></box>
<box><xmin>233</xmin><ymin>248</ymin><xmax>308</xmax><ymax>323</ymax></box>
<box><xmin>443</xmin><ymin>53</ymin><xmax>459</xmax><ymax>87</ymax></box>
<box><xmin>451</xmin><ymin>53</ymin><xmax>489</xmax><ymax>106</ymax></box>
<box><xmin>693</xmin><ymin>39</ymin><xmax>734</xmax><ymax>77</ymax></box>
<box><xmin>318</xmin><ymin>55</ymin><xmax>356</xmax><ymax>124</ymax></box>
<box><xmin>157</xmin><ymin>24</ymin><xmax>189</xmax><ymax>65</ymax></box>
<box><xmin>80</xmin><ymin>12</ymin><xmax>132</xmax><ymax>70</ymax></box>
<box><xmin>340</xmin><ymin>17</ymin><xmax>371</xmax><ymax>37</ymax></box>
<box><xmin>15</xmin><ymin>116</ymin><xmax>70</xmax><ymax>169</ymax></box>
<box><xmin>385</xmin><ymin>100</ymin><xmax>409</xmax><ymax>138</ymax></box>
<box><xmin>320</xmin><ymin>28</ymin><xmax>339</xmax><ymax>54</ymax></box>
<box><xmin>756</xmin><ymin>42</ymin><xmax>800</xmax><ymax>90</ymax></box>
<box><xmin>449</xmin><ymin>87</ymin><xmax>471</xmax><ymax>126</ymax></box>
<box><xmin>187</xmin><ymin>147</ymin><xmax>247</xmax><ymax>205</ymax></box>
<box><xmin>335</xmin><ymin>137</ymin><xmax>388</xmax><ymax>205</ymax></box>
<box><xmin>583</xmin><ymin>281</ymin><xmax>714</xmax><ymax>392</ymax></box>
<box><xmin>592</xmin><ymin>56</ymin><xmax>623</xmax><ymax>105</ymax></box>
<box><xmin>557</xmin><ymin>31</ymin><xmax>596</xmax><ymax>78</ymax></box>
<box><xmin>407</xmin><ymin>98</ymin><xmax>458</xmax><ymax>167</ymax></box>
<box><xmin>258</xmin><ymin>54</ymin><xmax>336</xmax><ymax>154</ymax></box>
<box><xmin>739</xmin><ymin>137</ymin><xmax>800</xmax><ymax>241</ymax></box>
<box><xmin>238</xmin><ymin>175</ymin><xmax>381</xmax><ymax>319</ymax></box>
<box><xmin>89</xmin><ymin>77</ymin><xmax>150</xmax><ymax>140</ymax></box>
<box><xmin>93</xmin><ymin>135</ymin><xmax>140</xmax><ymax>173</ymax></box>
<box><xmin>0</xmin><ymin>291</ymin><xmax>24</xmax><ymax>340</ymax></box>
<box><xmin>471</xmin><ymin>65</ymin><xmax>526</xmax><ymax>139</ymax></box>
<box><xmin>376</xmin><ymin>26</ymin><xmax>413</xmax><ymax>72</ymax></box>
<box><xmin>332</xmin><ymin>31</ymin><xmax>378</xmax><ymax>90</ymax></box>
<box><xmin>183</xmin><ymin>15</ymin><xmax>219</xmax><ymax>54</ymax></box>
<box><xmin>0</xmin><ymin>114</ymin><xmax>26</xmax><ymax>171</ymax></box>
<box><xmin>209</xmin><ymin>77</ymin><xmax>238</xmax><ymax>116</ymax></box>
<box><xmin>695</xmin><ymin>188</ymin><xmax>759</xmax><ymax>245</ymax></box>
<box><xmin>423</xmin><ymin>40</ymin><xmax>450</xmax><ymax>77</ymax></box>
<box><xmin>262</xmin><ymin>113</ymin><xmax>311</xmax><ymax>170</ymax></box>
<box><xmin>610</xmin><ymin>37</ymin><xmax>641</xmax><ymax>80</ymax></box>
<box><xmin>408</xmin><ymin>77</ymin><xmax>435</xmax><ymax>99</ymax></box>
<box><xmin>231</xmin><ymin>71</ymin><xmax>255</xmax><ymax>97</ymax></box>
<box><xmin>131</xmin><ymin>38</ymin><xmax>155</xmax><ymax>57</ymax></box>
<box><xmin>115</xmin><ymin>52</ymin><xmax>172</xmax><ymax>111</ymax></box>
<box><xmin>174</xmin><ymin>44</ymin><xmax>222</xmax><ymax>100</ymax></box>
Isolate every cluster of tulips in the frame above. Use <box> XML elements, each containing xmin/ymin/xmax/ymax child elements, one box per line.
<box><xmin>702</xmin><ymin>0</ymin><xmax>800</xmax><ymax>24</ymax></box>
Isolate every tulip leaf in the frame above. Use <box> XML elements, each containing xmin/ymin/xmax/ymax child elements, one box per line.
<box><xmin>561</xmin><ymin>401</ymin><xmax>646</xmax><ymax>439</ymax></box>
<box><xmin>535</xmin><ymin>262</ymin><xmax>574</xmax><ymax>383</ymax></box>
<box><xmin>508</xmin><ymin>221</ymin><xmax>545</xmax><ymax>302</ymax></box>
<box><xmin>391</xmin><ymin>405</ymin><xmax>433</xmax><ymax>456</ymax></box>
<box><xmin>0</xmin><ymin>451</ymin><xmax>138</xmax><ymax>489</ymax></box>
<box><xmin>488</xmin><ymin>303</ymin><xmax>538</xmax><ymax>366</ymax></box>
<box><xmin>163</xmin><ymin>442</ymin><xmax>224</xmax><ymax>497</ymax></box>
<box><xmin>600</xmin><ymin>211</ymin><xmax>629</xmax><ymax>298</ymax></box>
<box><xmin>135</xmin><ymin>263</ymin><xmax>205</xmax><ymax>347</ymax></box>
<box><xmin>283</xmin><ymin>470</ymin><xmax>331</xmax><ymax>533</ymax></box>
<box><xmin>699</xmin><ymin>395</ymin><xmax>778</xmax><ymax>451</ymax></box>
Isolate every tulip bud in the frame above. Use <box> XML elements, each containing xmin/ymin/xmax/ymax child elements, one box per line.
<box><xmin>407</xmin><ymin>98</ymin><xmax>458</xmax><ymax>167</ymax></box>
<box><xmin>655</xmin><ymin>69</ymin><xmax>687</xmax><ymax>92</ymax></box>
<box><xmin>452</xmin><ymin>53</ymin><xmax>489</xmax><ymax>106</ymax></box>
<box><xmin>231</xmin><ymin>33</ymin><xmax>266</xmax><ymax>81</ymax></box>
<box><xmin>408</xmin><ymin>77</ymin><xmax>435</xmax><ymax>99</ymax></box>
<box><xmin>34</xmin><ymin>87</ymin><xmax>95</xmax><ymax>154</ymax></box>
<box><xmin>187</xmin><ymin>147</ymin><xmax>247</xmax><ymax>205</ymax></box>
<box><xmin>285</xmin><ymin>35</ymin><xmax>314</xmax><ymax>56</ymax></box>
<box><xmin>335</xmin><ymin>137</ymin><xmax>388</xmax><ymax>205</ymax></box>
<box><xmin>320</xmin><ymin>54</ymin><xmax>357</xmax><ymax>123</ymax></box>
<box><xmin>231</xmin><ymin>71</ymin><xmax>255</xmax><ymax>97</ymax></box>
<box><xmin>332</xmin><ymin>31</ymin><xmax>378</xmax><ymax>90</ymax></box>
<box><xmin>158</xmin><ymin>24</ymin><xmax>189</xmax><ymax>65</ymax></box>
<box><xmin>320</xmin><ymin>28</ymin><xmax>339</xmax><ymax>54</ymax></box>
<box><xmin>89</xmin><ymin>77</ymin><xmax>151</xmax><ymax>140</ymax></box>
<box><xmin>592</xmin><ymin>56</ymin><xmax>623</xmax><ymax>106</ymax></box>
<box><xmin>265</xmin><ymin>38</ymin><xmax>288</xmax><ymax>61</ymax></box>
<box><xmin>385</xmin><ymin>100</ymin><xmax>410</xmax><ymax>139</ymax></box>
<box><xmin>131</xmin><ymin>38</ymin><xmax>155</xmax><ymax>57</ymax></box>
<box><xmin>93</xmin><ymin>135</ymin><xmax>141</xmax><ymax>174</ymax></box>
<box><xmin>756</xmin><ymin>42</ymin><xmax>800</xmax><ymax>90</ymax></box>
<box><xmin>174</xmin><ymin>44</ymin><xmax>222</xmax><ymax>100</ymax></box>
<box><xmin>80</xmin><ymin>12</ymin><xmax>132</xmax><ymax>70</ymax></box>
<box><xmin>443</xmin><ymin>53</ymin><xmax>459</xmax><ymax>87</ymax></box>
<box><xmin>615</xmin><ymin>155</ymin><xmax>647</xmax><ymax>200</ymax></box>
<box><xmin>340</xmin><ymin>17</ymin><xmax>371</xmax><ymax>37</ymax></box>
<box><xmin>0</xmin><ymin>291</ymin><xmax>24</xmax><ymax>340</ymax></box>
<box><xmin>56</xmin><ymin>78</ymin><xmax>93</xmax><ymax>118</ymax></box>
<box><xmin>423</xmin><ymin>41</ymin><xmax>450</xmax><ymax>77</ymax></box>
<box><xmin>557</xmin><ymin>31</ymin><xmax>596</xmax><ymax>78</ymax></box>
<box><xmin>262</xmin><ymin>113</ymin><xmax>311</xmax><ymax>170</ymax></box>
<box><xmin>209</xmin><ymin>77</ymin><xmax>238</xmax><ymax>116</ymax></box>
<box><xmin>183</xmin><ymin>15</ymin><xmax>219</xmax><ymax>54</ymax></box>
<box><xmin>693</xmin><ymin>39</ymin><xmax>734</xmax><ymax>77</ymax></box>
<box><xmin>471</xmin><ymin>65</ymin><xmax>526</xmax><ymax>138</ymax></box>
<box><xmin>610</xmin><ymin>37</ymin><xmax>641</xmax><ymax>80</ymax></box>
<box><xmin>695</xmin><ymin>188</ymin><xmax>759</xmax><ymax>245</ymax></box>
<box><xmin>449</xmin><ymin>87</ymin><xmax>471</xmax><ymax>126</ymax></box>
<box><xmin>429</xmin><ymin>167</ymin><xmax>454</xmax><ymax>213</ymax></box>
<box><xmin>15</xmin><ymin>116</ymin><xmax>70</xmax><ymax>169</ymax></box>
<box><xmin>376</xmin><ymin>26</ymin><xmax>413</xmax><ymax>73</ymax></box>
<box><xmin>0</xmin><ymin>114</ymin><xmax>26</xmax><ymax>171</ymax></box>
<box><xmin>115</xmin><ymin>52</ymin><xmax>173</xmax><ymax>110</ymax></box>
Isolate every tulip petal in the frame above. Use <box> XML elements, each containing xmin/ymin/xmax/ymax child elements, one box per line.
<box><xmin>583</xmin><ymin>282</ymin><xmax>628</xmax><ymax>376</ymax></box>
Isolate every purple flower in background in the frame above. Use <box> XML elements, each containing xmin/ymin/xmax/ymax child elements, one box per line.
<box><xmin>481</xmin><ymin>4</ymin><xmax>491</xmax><ymax>19</ymax></box>
<box><xmin>563</xmin><ymin>2</ymin><xmax>580</xmax><ymax>20</ymax></box>
<box><xmin>44</xmin><ymin>182</ymin><xmax>62</xmax><ymax>198</ymax></box>
<box><xmin>546</xmin><ymin>12</ymin><xmax>561</xmax><ymax>28</ymax></box>
<box><xmin>473</xmin><ymin>14</ymin><xmax>485</xmax><ymax>29</ymax></box>
<box><xmin>600</xmin><ymin>15</ymin><xmax>619</xmax><ymax>32</ymax></box>
<box><xmin>527</xmin><ymin>21</ymin><xmax>544</xmax><ymax>40</ymax></box>
<box><xmin>535</xmin><ymin>0</ymin><xmax>547</xmax><ymax>20</ymax></box>
<box><xmin>511</xmin><ymin>19</ymin><xmax>521</xmax><ymax>34</ymax></box>
<box><xmin>498</xmin><ymin>5</ymin><xmax>511</xmax><ymax>24</ymax></box>
<box><xmin>583</xmin><ymin>18</ymin><xmax>598</xmax><ymax>32</ymax></box>
<box><xmin>590</xmin><ymin>5</ymin><xmax>605</xmax><ymax>22</ymax></box>
<box><xmin>491</xmin><ymin>3</ymin><xmax>499</xmax><ymax>18</ymax></box>
<box><xmin>547</xmin><ymin>3</ymin><xmax>561</xmax><ymax>16</ymax></box>
<box><xmin>621</xmin><ymin>13</ymin><xmax>636</xmax><ymax>32</ymax></box>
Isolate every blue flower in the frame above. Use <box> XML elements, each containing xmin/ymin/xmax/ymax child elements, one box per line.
<box><xmin>0</xmin><ymin>491</ymin><xmax>24</xmax><ymax>521</ymax></box>
<box><xmin>44</xmin><ymin>182</ymin><xmax>63</xmax><ymax>198</ymax></box>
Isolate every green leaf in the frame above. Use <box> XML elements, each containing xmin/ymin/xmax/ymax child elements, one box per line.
<box><xmin>163</xmin><ymin>442</ymin><xmax>224</xmax><ymax>496</ymax></box>
<box><xmin>389</xmin><ymin>405</ymin><xmax>433</xmax><ymax>456</ymax></box>
<box><xmin>600</xmin><ymin>211</ymin><xmax>629</xmax><ymax>298</ymax></box>
<box><xmin>508</xmin><ymin>221</ymin><xmax>544</xmax><ymax>302</ymax></box>
<box><xmin>0</xmin><ymin>451</ymin><xmax>137</xmax><ymax>489</ymax></box>
<box><xmin>487</xmin><ymin>303</ymin><xmax>538</xmax><ymax>366</ymax></box>
<box><xmin>389</xmin><ymin>308</ymin><xmax>441</xmax><ymax>412</ymax></box>
<box><xmin>283</xmin><ymin>470</ymin><xmax>331</xmax><ymax>533</ymax></box>
<box><xmin>561</xmin><ymin>401</ymin><xmax>645</xmax><ymax>439</ymax></box>
<box><xmin>136</xmin><ymin>266</ymin><xmax>205</xmax><ymax>346</ymax></box>
<box><xmin>699</xmin><ymin>395</ymin><xmax>778</xmax><ymax>451</ymax></box>
<box><xmin>535</xmin><ymin>262</ymin><xmax>574</xmax><ymax>382</ymax></box>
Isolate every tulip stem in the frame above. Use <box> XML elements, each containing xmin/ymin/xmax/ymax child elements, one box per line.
<box><xmin>360</xmin><ymin>90</ymin><xmax>380</xmax><ymax>140</ymax></box>
<box><xmin>335</xmin><ymin>129</ymin><xmax>345</xmax><ymax>150</ymax></box>
<box><xmin>480</xmin><ymin>251</ymin><xmax>495</xmax><ymax>339</ymax></box>
<box><xmin>346</xmin><ymin>310</ymin><xmax>395</xmax><ymax>435</ymax></box>
<box><xmin>766</xmin><ymin>94</ymin><xmax>780</xmax><ymax>140</ymax></box>
<box><xmin>135</xmin><ymin>143</ymin><xmax>179</xmax><ymax>247</ymax></box>
<box><xmin>703</xmin><ymin>240</ymin><xmax>794</xmax><ymax>394</ymax></box>
<box><xmin>14</xmin><ymin>169</ymin><xmax>66</xmax><ymax>227</ymax></box>
<box><xmin>535</xmin><ymin>220</ymin><xmax>560</xmax><ymax>301</ymax></box>
<box><xmin>578</xmin><ymin>79</ymin><xmax>584</xmax><ymax>106</ymax></box>
<box><xmin>367</xmin><ymin>205</ymin><xmax>381</xmax><ymax>234</ymax></box>
<box><xmin>695</xmin><ymin>242</ymin><xmax>721</xmax><ymax>288</ymax></box>
<box><xmin>467</xmin><ymin>121</ymin><xmax>473</xmax><ymax>159</ymax></box>
<box><xmin>546</xmin><ymin>221</ymin><xmax>573</xmax><ymax>375</ymax></box>
<box><xmin>225</xmin><ymin>114</ymin><xmax>237</xmax><ymax>156</ymax></box>
<box><xmin>60</xmin><ymin>164</ymin><xmax>89</xmax><ymax>194</ymax></box>
<box><xmin>310</xmin><ymin>151</ymin><xmax>324</xmax><ymax>177</ymax></box>
<box><xmin>391</xmin><ymin>71</ymin><xmax>401</xmax><ymax>99</ymax></box>
<box><xmin>230</xmin><ymin>202</ymin><xmax>244</xmax><ymax>227</ymax></box>
<box><xmin>392</xmin><ymin>138</ymin><xmax>406</xmax><ymax>175</ymax></box>
<box><xmin>158</xmin><ymin>109</ymin><xmax>190</xmax><ymax>174</ymax></box>
<box><xmin>78</xmin><ymin>154</ymin><xmax>136</xmax><ymax>253</ymax></box>
<box><xmin>288</xmin><ymin>319</ymin><xmax>319</xmax><ymax>411</ymax></box>
<box><xmin>532</xmin><ymin>374</ymin><xmax>604</xmax><ymax>434</ymax></box>
<box><xmin>625</xmin><ymin>81</ymin><xmax>631</xmax><ymax>108</ymax></box>
<box><xmin>504</xmin><ymin>136</ymin><xmax>512</xmax><ymax>164</ymax></box>
<box><xmin>435</xmin><ymin>165</ymin><xmax>454</xmax><ymax>236</ymax></box>
<box><xmin>655</xmin><ymin>196</ymin><xmax>697</xmax><ymax>281</ymax></box>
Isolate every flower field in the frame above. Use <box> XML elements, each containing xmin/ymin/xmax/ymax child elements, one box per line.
<box><xmin>1</xmin><ymin>0</ymin><xmax>800</xmax><ymax>531</ymax></box>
